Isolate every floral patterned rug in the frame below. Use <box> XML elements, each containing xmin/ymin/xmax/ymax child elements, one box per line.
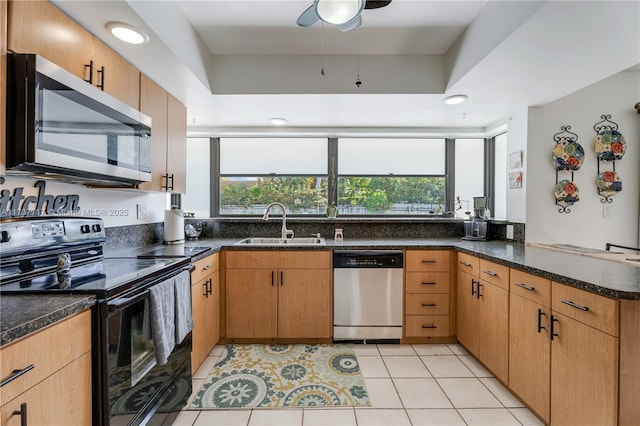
<box><xmin>189</xmin><ymin>344</ymin><xmax>370</xmax><ymax>408</ymax></box>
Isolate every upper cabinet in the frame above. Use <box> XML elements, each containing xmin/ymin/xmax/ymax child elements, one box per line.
<box><xmin>138</xmin><ymin>75</ymin><xmax>187</xmax><ymax>193</ymax></box>
<box><xmin>7</xmin><ymin>0</ymin><xmax>139</xmax><ymax>109</ymax></box>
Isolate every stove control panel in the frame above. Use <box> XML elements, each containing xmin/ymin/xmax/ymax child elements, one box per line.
<box><xmin>32</xmin><ymin>221</ymin><xmax>65</xmax><ymax>238</ymax></box>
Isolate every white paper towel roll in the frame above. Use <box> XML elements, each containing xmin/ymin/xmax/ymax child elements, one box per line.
<box><xmin>164</xmin><ymin>208</ymin><xmax>185</xmax><ymax>244</ymax></box>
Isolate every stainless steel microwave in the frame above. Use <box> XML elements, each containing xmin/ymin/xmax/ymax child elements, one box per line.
<box><xmin>6</xmin><ymin>53</ymin><xmax>152</xmax><ymax>185</ymax></box>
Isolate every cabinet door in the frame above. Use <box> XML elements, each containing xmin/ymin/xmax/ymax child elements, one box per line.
<box><xmin>550</xmin><ymin>312</ymin><xmax>618</xmax><ymax>426</ymax></box>
<box><xmin>456</xmin><ymin>269</ymin><xmax>479</xmax><ymax>355</ymax></box>
<box><xmin>509</xmin><ymin>293</ymin><xmax>550</xmax><ymax>422</ymax></box>
<box><xmin>278</xmin><ymin>269</ymin><xmax>331</xmax><ymax>338</ymax></box>
<box><xmin>7</xmin><ymin>0</ymin><xmax>93</xmax><ymax>80</ymax></box>
<box><xmin>191</xmin><ymin>276</ymin><xmax>208</xmax><ymax>373</ymax></box>
<box><xmin>205</xmin><ymin>270</ymin><xmax>220</xmax><ymax>352</ymax></box>
<box><xmin>167</xmin><ymin>94</ymin><xmax>187</xmax><ymax>193</ymax></box>
<box><xmin>1</xmin><ymin>352</ymin><xmax>92</xmax><ymax>426</ymax></box>
<box><xmin>1</xmin><ymin>0</ymin><xmax>6</xmax><ymax>176</ymax></box>
<box><xmin>138</xmin><ymin>74</ymin><xmax>168</xmax><ymax>191</ymax></box>
<box><xmin>478</xmin><ymin>281</ymin><xmax>509</xmax><ymax>383</ymax></box>
<box><xmin>92</xmin><ymin>38</ymin><xmax>140</xmax><ymax>109</ymax></box>
<box><xmin>226</xmin><ymin>269</ymin><xmax>277</xmax><ymax>338</ymax></box>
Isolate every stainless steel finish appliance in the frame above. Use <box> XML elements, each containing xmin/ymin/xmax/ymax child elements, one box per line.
<box><xmin>0</xmin><ymin>217</ymin><xmax>193</xmax><ymax>426</ymax></box>
<box><xmin>6</xmin><ymin>53</ymin><xmax>152</xmax><ymax>185</ymax></box>
<box><xmin>333</xmin><ymin>250</ymin><xmax>404</xmax><ymax>341</ymax></box>
<box><xmin>463</xmin><ymin>196</ymin><xmax>489</xmax><ymax>241</ymax></box>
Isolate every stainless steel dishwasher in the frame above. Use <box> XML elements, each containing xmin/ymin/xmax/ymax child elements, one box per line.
<box><xmin>333</xmin><ymin>250</ymin><xmax>404</xmax><ymax>341</ymax></box>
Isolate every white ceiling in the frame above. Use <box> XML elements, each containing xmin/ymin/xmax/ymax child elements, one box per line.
<box><xmin>53</xmin><ymin>0</ymin><xmax>640</xmax><ymax>136</ymax></box>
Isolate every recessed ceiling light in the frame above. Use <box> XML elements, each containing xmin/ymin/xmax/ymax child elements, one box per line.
<box><xmin>443</xmin><ymin>94</ymin><xmax>468</xmax><ymax>105</ymax></box>
<box><xmin>269</xmin><ymin>118</ymin><xmax>288</xmax><ymax>126</ymax></box>
<box><xmin>106</xmin><ymin>22</ymin><xmax>150</xmax><ymax>45</ymax></box>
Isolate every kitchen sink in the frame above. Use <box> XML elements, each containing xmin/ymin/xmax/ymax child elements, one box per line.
<box><xmin>235</xmin><ymin>237</ymin><xmax>326</xmax><ymax>246</ymax></box>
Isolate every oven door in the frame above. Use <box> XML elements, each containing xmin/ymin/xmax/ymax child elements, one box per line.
<box><xmin>96</xmin><ymin>278</ymin><xmax>192</xmax><ymax>425</ymax></box>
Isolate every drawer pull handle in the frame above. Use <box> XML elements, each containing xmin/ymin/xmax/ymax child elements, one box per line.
<box><xmin>515</xmin><ymin>282</ymin><xmax>535</xmax><ymax>291</ymax></box>
<box><xmin>459</xmin><ymin>261</ymin><xmax>471</xmax><ymax>267</ymax></box>
<box><xmin>1</xmin><ymin>365</ymin><xmax>34</xmax><ymax>387</ymax></box>
<box><xmin>421</xmin><ymin>325</ymin><xmax>437</xmax><ymax>329</ymax></box>
<box><xmin>421</xmin><ymin>260</ymin><xmax>437</xmax><ymax>264</ymax></box>
<box><xmin>202</xmin><ymin>264</ymin><xmax>213</xmax><ymax>271</ymax></box>
<box><xmin>421</xmin><ymin>281</ymin><xmax>437</xmax><ymax>285</ymax></box>
<box><xmin>482</xmin><ymin>270</ymin><xmax>498</xmax><ymax>277</ymax></box>
<box><xmin>561</xmin><ymin>300</ymin><xmax>589</xmax><ymax>311</ymax></box>
<box><xmin>421</xmin><ymin>303</ymin><xmax>437</xmax><ymax>307</ymax></box>
<box><xmin>12</xmin><ymin>402</ymin><xmax>27</xmax><ymax>426</ymax></box>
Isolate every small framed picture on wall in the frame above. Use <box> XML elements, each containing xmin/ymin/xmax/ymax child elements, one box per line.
<box><xmin>509</xmin><ymin>151</ymin><xmax>523</xmax><ymax>169</ymax></box>
<box><xmin>509</xmin><ymin>172</ymin><xmax>523</xmax><ymax>189</ymax></box>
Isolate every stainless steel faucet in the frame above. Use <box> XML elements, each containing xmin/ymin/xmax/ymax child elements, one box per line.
<box><xmin>262</xmin><ymin>202</ymin><xmax>294</xmax><ymax>240</ymax></box>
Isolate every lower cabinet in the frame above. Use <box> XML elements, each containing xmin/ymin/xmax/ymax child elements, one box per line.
<box><xmin>191</xmin><ymin>253</ymin><xmax>220</xmax><ymax>373</ymax></box>
<box><xmin>225</xmin><ymin>251</ymin><xmax>331</xmax><ymax>340</ymax></box>
<box><xmin>404</xmin><ymin>250</ymin><xmax>453</xmax><ymax>339</ymax></box>
<box><xmin>0</xmin><ymin>310</ymin><xmax>92</xmax><ymax>425</ymax></box>
<box><xmin>456</xmin><ymin>253</ymin><xmax>509</xmax><ymax>383</ymax></box>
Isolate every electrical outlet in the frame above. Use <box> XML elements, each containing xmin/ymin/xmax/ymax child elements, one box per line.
<box><xmin>506</xmin><ymin>224</ymin><xmax>514</xmax><ymax>240</ymax></box>
<box><xmin>136</xmin><ymin>204</ymin><xmax>147</xmax><ymax>220</ymax></box>
<box><xmin>603</xmin><ymin>204</ymin><xmax>613</xmax><ymax>219</ymax></box>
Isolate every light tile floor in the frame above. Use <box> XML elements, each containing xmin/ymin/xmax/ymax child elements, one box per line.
<box><xmin>170</xmin><ymin>344</ymin><xmax>544</xmax><ymax>426</ymax></box>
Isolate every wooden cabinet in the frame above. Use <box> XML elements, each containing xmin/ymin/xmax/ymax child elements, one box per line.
<box><xmin>550</xmin><ymin>282</ymin><xmax>619</xmax><ymax>426</ymax></box>
<box><xmin>508</xmin><ymin>270</ymin><xmax>552</xmax><ymax>423</ymax></box>
<box><xmin>1</xmin><ymin>0</ymin><xmax>6</xmax><ymax>176</ymax></box>
<box><xmin>456</xmin><ymin>253</ymin><xmax>509</xmax><ymax>383</ymax></box>
<box><xmin>0</xmin><ymin>310</ymin><xmax>92</xmax><ymax>425</ymax></box>
<box><xmin>138</xmin><ymin>74</ymin><xmax>187</xmax><ymax>193</ymax></box>
<box><xmin>191</xmin><ymin>253</ymin><xmax>220</xmax><ymax>373</ymax></box>
<box><xmin>7</xmin><ymin>0</ymin><xmax>139</xmax><ymax>108</ymax></box>
<box><xmin>404</xmin><ymin>250</ymin><xmax>453</xmax><ymax>339</ymax></box>
<box><xmin>225</xmin><ymin>251</ymin><xmax>331</xmax><ymax>340</ymax></box>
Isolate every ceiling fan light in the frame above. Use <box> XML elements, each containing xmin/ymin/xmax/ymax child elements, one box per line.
<box><xmin>443</xmin><ymin>94</ymin><xmax>468</xmax><ymax>105</ymax></box>
<box><xmin>315</xmin><ymin>0</ymin><xmax>365</xmax><ymax>25</ymax></box>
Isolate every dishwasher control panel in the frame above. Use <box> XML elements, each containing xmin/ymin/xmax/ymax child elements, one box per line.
<box><xmin>333</xmin><ymin>250</ymin><xmax>403</xmax><ymax>268</ymax></box>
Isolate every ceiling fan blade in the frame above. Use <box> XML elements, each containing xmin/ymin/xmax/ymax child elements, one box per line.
<box><xmin>365</xmin><ymin>0</ymin><xmax>391</xmax><ymax>9</ymax></box>
<box><xmin>336</xmin><ymin>14</ymin><xmax>362</xmax><ymax>32</ymax></box>
<box><xmin>296</xmin><ymin>5</ymin><xmax>319</xmax><ymax>27</ymax></box>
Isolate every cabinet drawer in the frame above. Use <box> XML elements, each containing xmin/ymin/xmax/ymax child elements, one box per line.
<box><xmin>405</xmin><ymin>272</ymin><xmax>450</xmax><ymax>293</ymax></box>
<box><xmin>225</xmin><ymin>251</ymin><xmax>278</xmax><ymax>269</ymax></box>
<box><xmin>1</xmin><ymin>310</ymin><xmax>91</xmax><ymax>406</ymax></box>
<box><xmin>552</xmin><ymin>282</ymin><xmax>619</xmax><ymax>336</ymax></box>
<box><xmin>405</xmin><ymin>250</ymin><xmax>450</xmax><ymax>272</ymax></box>
<box><xmin>510</xmin><ymin>269</ymin><xmax>551</xmax><ymax>307</ymax></box>
<box><xmin>479</xmin><ymin>259</ymin><xmax>509</xmax><ymax>290</ymax></box>
<box><xmin>277</xmin><ymin>251</ymin><xmax>331</xmax><ymax>269</ymax></box>
<box><xmin>405</xmin><ymin>315</ymin><xmax>450</xmax><ymax>337</ymax></box>
<box><xmin>457</xmin><ymin>252</ymin><xmax>479</xmax><ymax>275</ymax></box>
<box><xmin>405</xmin><ymin>294</ymin><xmax>449</xmax><ymax>315</ymax></box>
<box><xmin>191</xmin><ymin>253</ymin><xmax>219</xmax><ymax>283</ymax></box>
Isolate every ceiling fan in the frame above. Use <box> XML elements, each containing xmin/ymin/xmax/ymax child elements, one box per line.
<box><xmin>296</xmin><ymin>0</ymin><xmax>392</xmax><ymax>32</ymax></box>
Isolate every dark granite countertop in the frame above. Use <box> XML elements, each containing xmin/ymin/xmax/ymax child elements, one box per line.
<box><xmin>176</xmin><ymin>237</ymin><xmax>640</xmax><ymax>300</ymax></box>
<box><xmin>0</xmin><ymin>294</ymin><xmax>95</xmax><ymax>347</ymax></box>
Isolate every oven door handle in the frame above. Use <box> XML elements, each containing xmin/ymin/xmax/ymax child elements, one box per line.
<box><xmin>107</xmin><ymin>265</ymin><xmax>193</xmax><ymax>312</ymax></box>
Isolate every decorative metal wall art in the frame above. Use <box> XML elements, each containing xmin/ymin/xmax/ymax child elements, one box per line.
<box><xmin>593</xmin><ymin>114</ymin><xmax>624</xmax><ymax>203</ymax></box>
<box><xmin>552</xmin><ymin>125</ymin><xmax>582</xmax><ymax>213</ymax></box>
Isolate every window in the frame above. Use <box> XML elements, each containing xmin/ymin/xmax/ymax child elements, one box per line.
<box><xmin>183</xmin><ymin>135</ymin><xmax>506</xmax><ymax>218</ymax></box>
<box><xmin>454</xmin><ymin>138</ymin><xmax>485</xmax><ymax>216</ymax></box>
<box><xmin>338</xmin><ymin>138</ymin><xmax>447</xmax><ymax>215</ymax></box>
<box><xmin>219</xmin><ymin>138</ymin><xmax>328</xmax><ymax>215</ymax></box>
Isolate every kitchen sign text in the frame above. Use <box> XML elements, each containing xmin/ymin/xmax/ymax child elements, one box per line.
<box><xmin>0</xmin><ymin>179</ymin><xmax>81</xmax><ymax>218</ymax></box>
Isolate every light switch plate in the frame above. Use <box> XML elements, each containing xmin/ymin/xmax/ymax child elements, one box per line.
<box><xmin>137</xmin><ymin>204</ymin><xmax>147</xmax><ymax>220</ymax></box>
<box><xmin>506</xmin><ymin>224</ymin><xmax>514</xmax><ymax>240</ymax></box>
